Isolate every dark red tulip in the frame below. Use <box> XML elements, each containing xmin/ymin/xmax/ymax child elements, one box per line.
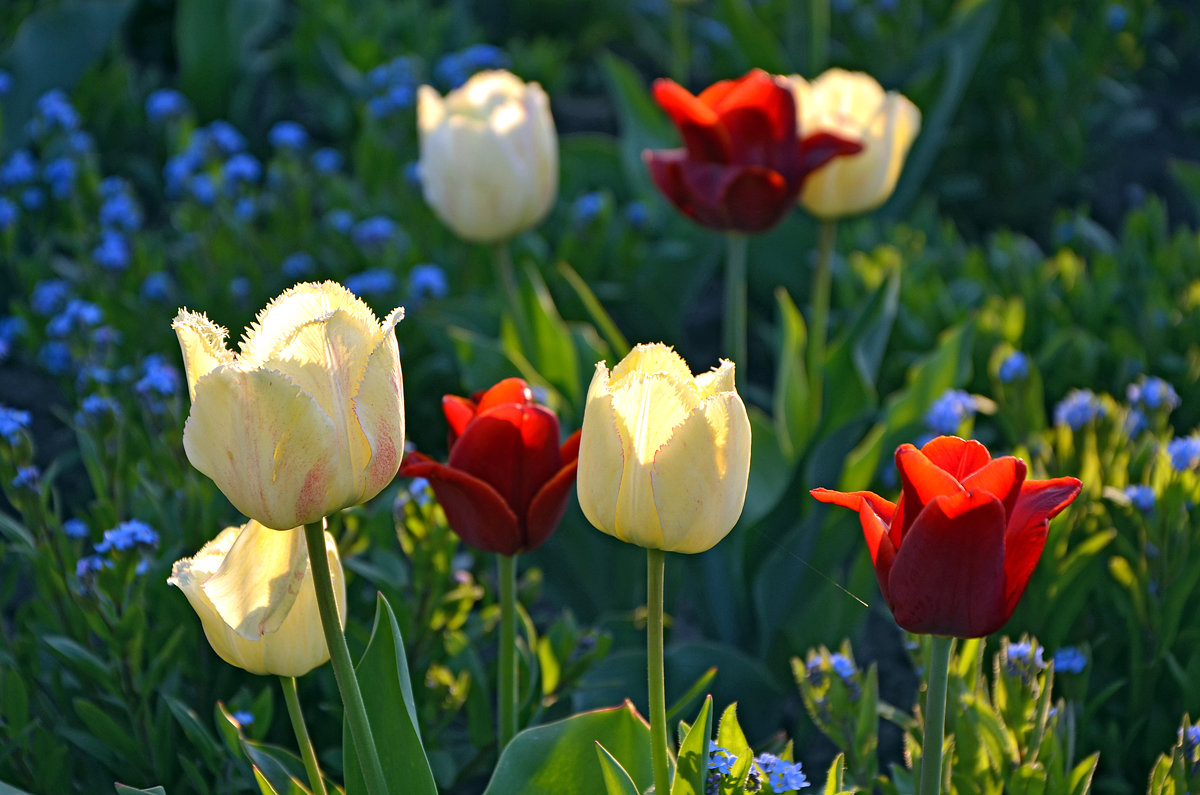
<box><xmin>811</xmin><ymin>436</ymin><xmax>1082</xmax><ymax>638</ymax></box>
<box><xmin>400</xmin><ymin>378</ymin><xmax>581</xmax><ymax>556</ymax></box>
<box><xmin>644</xmin><ymin>69</ymin><xmax>862</xmax><ymax>233</ymax></box>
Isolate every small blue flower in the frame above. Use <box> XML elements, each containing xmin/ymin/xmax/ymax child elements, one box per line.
<box><xmin>78</xmin><ymin>393</ymin><xmax>119</xmax><ymax>424</ymax></box>
<box><xmin>325</xmin><ymin>208</ymin><xmax>355</xmax><ymax>234</ymax></box>
<box><xmin>269</xmin><ymin>120</ymin><xmax>308</xmax><ymax>151</ymax></box>
<box><xmin>312</xmin><ymin>147</ymin><xmax>343</xmax><ymax>174</ymax></box>
<box><xmin>31</xmin><ymin>280</ymin><xmax>71</xmax><ymax>317</ymax></box>
<box><xmin>91</xmin><ymin>325</ymin><xmax>122</xmax><ymax>350</ymax></box>
<box><xmin>1127</xmin><ymin>376</ymin><xmax>1180</xmax><ymax>413</ymax></box>
<box><xmin>1005</xmin><ymin>639</ymin><xmax>1047</xmax><ymax>676</ymax></box>
<box><xmin>403</xmin><ymin>160</ymin><xmax>423</xmax><ymax>189</ymax></box>
<box><xmin>756</xmin><ymin>753</ymin><xmax>809</xmax><ymax>792</ymax></box>
<box><xmin>94</xmin><ymin>519</ymin><xmax>159</xmax><ymax>553</ymax></box>
<box><xmin>141</xmin><ymin>271</ymin><xmax>174</xmax><ymax>303</ymax></box>
<box><xmin>924</xmin><ymin>389</ymin><xmax>977</xmax><ymax>435</ymax></box>
<box><xmin>207</xmin><ymin>120</ymin><xmax>247</xmax><ymax>155</ymax></box>
<box><xmin>1124</xmin><ymin>484</ymin><xmax>1155</xmax><ymax>513</ymax></box>
<box><xmin>223</xmin><ymin>153</ymin><xmax>262</xmax><ymax>188</ymax></box>
<box><xmin>93</xmin><ymin>230</ymin><xmax>132</xmax><ymax>271</ymax></box>
<box><xmin>572</xmin><ymin>192</ymin><xmax>605</xmax><ymax>227</ymax></box>
<box><xmin>1054</xmin><ymin>389</ymin><xmax>1105</xmax><ymax>431</ymax></box>
<box><xmin>1</xmin><ymin>150</ymin><xmax>38</xmax><ymax>187</ymax></box>
<box><xmin>43</xmin><ymin>158</ymin><xmax>77</xmax><ymax>200</ymax></box>
<box><xmin>829</xmin><ymin>653</ymin><xmax>857</xmax><ymax>681</ymax></box>
<box><xmin>1053</xmin><ymin>647</ymin><xmax>1087</xmax><ymax>675</ymax></box>
<box><xmin>707</xmin><ymin>742</ymin><xmax>735</xmax><ymax>775</ymax></box>
<box><xmin>164</xmin><ymin>155</ymin><xmax>196</xmax><ymax>198</ymax></box>
<box><xmin>136</xmin><ymin>354</ymin><xmax>181</xmax><ymax>400</ymax></box>
<box><xmin>0</xmin><ymin>405</ymin><xmax>32</xmax><ymax>445</ymax></box>
<box><xmin>0</xmin><ymin>196</ymin><xmax>18</xmax><ymax>231</ymax></box>
<box><xmin>409</xmin><ymin>264</ymin><xmax>448</xmax><ymax>303</ymax></box>
<box><xmin>999</xmin><ymin>351</ymin><xmax>1029</xmax><ymax>384</ymax></box>
<box><xmin>345</xmin><ymin>268</ymin><xmax>398</xmax><ymax>298</ymax></box>
<box><xmin>282</xmin><ymin>252</ymin><xmax>316</xmax><ymax>278</ymax></box>
<box><xmin>68</xmin><ymin>131</ymin><xmax>95</xmax><ymax>154</ymax></box>
<box><xmin>76</xmin><ymin>553</ymin><xmax>112</xmax><ymax>580</ymax></box>
<box><xmin>351</xmin><ymin>215</ymin><xmax>400</xmax><ymax>253</ymax></box>
<box><xmin>12</xmin><ymin>465</ymin><xmax>40</xmax><ymax>491</ymax></box>
<box><xmin>32</xmin><ymin>89</ymin><xmax>81</xmax><ymax>135</ymax></box>
<box><xmin>233</xmin><ymin>196</ymin><xmax>257</xmax><ymax>222</ymax></box>
<box><xmin>63</xmin><ymin>519</ymin><xmax>90</xmax><ymax>539</ymax></box>
<box><xmin>624</xmin><ymin>200</ymin><xmax>649</xmax><ymax>230</ymax></box>
<box><xmin>100</xmin><ymin>192</ymin><xmax>143</xmax><ymax>231</ymax></box>
<box><xmin>230</xmin><ymin>276</ymin><xmax>252</xmax><ymax>303</ymax></box>
<box><xmin>1167</xmin><ymin>435</ymin><xmax>1200</xmax><ymax>472</ymax></box>
<box><xmin>21</xmin><ymin>186</ymin><xmax>46</xmax><ymax>210</ymax></box>
<box><xmin>0</xmin><ymin>70</ymin><xmax>11</xmax><ymax>96</ymax></box>
<box><xmin>38</xmin><ymin>342</ymin><xmax>74</xmax><ymax>375</ymax></box>
<box><xmin>189</xmin><ymin>174</ymin><xmax>217</xmax><ymax>206</ymax></box>
<box><xmin>47</xmin><ymin>299</ymin><xmax>103</xmax><ymax>337</ymax></box>
<box><xmin>146</xmin><ymin>88</ymin><xmax>190</xmax><ymax>123</ymax></box>
<box><xmin>1125</xmin><ymin>408</ymin><xmax>1147</xmax><ymax>438</ymax></box>
<box><xmin>1105</xmin><ymin>3</ymin><xmax>1127</xmax><ymax>31</ymax></box>
<box><xmin>231</xmin><ymin>710</ymin><xmax>255</xmax><ymax>726</ymax></box>
<box><xmin>434</xmin><ymin>44</ymin><xmax>509</xmax><ymax>89</ymax></box>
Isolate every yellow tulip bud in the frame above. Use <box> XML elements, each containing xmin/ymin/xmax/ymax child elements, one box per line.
<box><xmin>168</xmin><ymin>521</ymin><xmax>347</xmax><ymax>677</ymax></box>
<box><xmin>418</xmin><ymin>70</ymin><xmax>558</xmax><ymax>244</ymax></box>
<box><xmin>173</xmin><ymin>281</ymin><xmax>404</xmax><ymax>530</ymax></box>
<box><xmin>789</xmin><ymin>68</ymin><xmax>921</xmax><ymax>219</ymax></box>
<box><xmin>577</xmin><ymin>343</ymin><xmax>752</xmax><ymax>554</ymax></box>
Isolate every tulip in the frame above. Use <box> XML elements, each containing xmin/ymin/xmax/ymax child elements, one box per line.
<box><xmin>577</xmin><ymin>343</ymin><xmax>752</xmax><ymax>554</ymax></box>
<box><xmin>418</xmin><ymin>70</ymin><xmax>558</xmax><ymax>244</ymax></box>
<box><xmin>643</xmin><ymin>69</ymin><xmax>861</xmax><ymax>233</ymax></box>
<box><xmin>811</xmin><ymin>435</ymin><xmax>1082</xmax><ymax>638</ymax></box>
<box><xmin>173</xmin><ymin>281</ymin><xmax>404</xmax><ymax>530</ymax></box>
<box><xmin>788</xmin><ymin>68</ymin><xmax>921</xmax><ymax>219</ymax></box>
<box><xmin>399</xmin><ymin>377</ymin><xmax>581</xmax><ymax>556</ymax></box>
<box><xmin>168</xmin><ymin>520</ymin><xmax>347</xmax><ymax>677</ymax></box>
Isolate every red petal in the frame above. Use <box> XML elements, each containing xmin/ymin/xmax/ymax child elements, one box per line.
<box><xmin>1003</xmin><ymin>476</ymin><xmax>1082</xmax><ymax>614</ymax></box>
<box><xmin>524</xmin><ymin>458</ymin><xmax>580</xmax><ymax>552</ymax></box>
<box><xmin>560</xmin><ymin>429</ymin><xmax>582</xmax><ymax>465</ymax></box>
<box><xmin>448</xmin><ymin>403</ymin><xmax>563</xmax><ymax>522</ymax></box>
<box><xmin>707</xmin><ymin>72</ymin><xmax>797</xmax><ymax>168</ymax></box>
<box><xmin>653</xmin><ymin>79</ymin><xmax>730</xmax><ymax>163</ymax></box>
<box><xmin>398</xmin><ymin>454</ymin><xmax>522</xmax><ymax>555</ymax></box>
<box><xmin>475</xmin><ymin>377</ymin><xmax>532</xmax><ymax>414</ymax></box>
<box><xmin>795</xmin><ymin>130</ymin><xmax>864</xmax><ymax>181</ymax></box>
<box><xmin>920</xmin><ymin>436</ymin><xmax>992</xmax><ymax>480</ymax></box>
<box><xmin>811</xmin><ymin>488</ymin><xmax>898</xmax><ymax>604</ymax></box>
<box><xmin>962</xmin><ymin>456</ymin><xmax>1026</xmax><ymax>521</ymax></box>
<box><xmin>676</xmin><ymin>160</ymin><xmax>793</xmax><ymax>232</ymax></box>
<box><xmin>895</xmin><ymin>443</ymin><xmax>965</xmax><ymax>541</ymax></box>
<box><xmin>442</xmin><ymin>395</ymin><xmax>478</xmax><ymax>443</ymax></box>
<box><xmin>886</xmin><ymin>490</ymin><xmax>1009</xmax><ymax>637</ymax></box>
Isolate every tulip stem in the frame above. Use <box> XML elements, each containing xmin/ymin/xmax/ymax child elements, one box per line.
<box><xmin>303</xmin><ymin>521</ymin><xmax>388</xmax><ymax>795</ymax></box>
<box><xmin>807</xmin><ymin>219</ymin><xmax>836</xmax><ymax>426</ymax></box>
<box><xmin>647</xmin><ymin>547</ymin><xmax>671</xmax><ymax>795</ymax></box>
<box><xmin>281</xmin><ymin>676</ymin><xmax>329</xmax><ymax>795</ymax></box>
<box><xmin>498</xmin><ymin>553</ymin><xmax>519</xmax><ymax>750</ymax></box>
<box><xmin>724</xmin><ymin>232</ymin><xmax>748</xmax><ymax>372</ymax></box>
<box><xmin>919</xmin><ymin>635</ymin><xmax>954</xmax><ymax>795</ymax></box>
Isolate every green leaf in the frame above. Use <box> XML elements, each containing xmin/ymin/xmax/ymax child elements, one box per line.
<box><xmin>714</xmin><ymin>703</ymin><xmax>750</xmax><ymax>760</ymax></box>
<box><xmin>672</xmin><ymin>695</ymin><xmax>713</xmax><ymax>795</ymax></box>
<box><xmin>599</xmin><ymin>53</ymin><xmax>675</xmax><ymax>192</ymax></box>
<box><xmin>113</xmin><ymin>786</ymin><xmax>167</xmax><ymax>795</ymax></box>
<box><xmin>484</xmin><ymin>701</ymin><xmax>658</xmax><ymax>795</ymax></box>
<box><xmin>595</xmin><ymin>742</ymin><xmax>641</xmax><ymax>795</ymax></box>
<box><xmin>163</xmin><ymin>694</ymin><xmax>221</xmax><ymax>767</ymax></box>
<box><xmin>742</xmin><ymin>406</ymin><xmax>794</xmax><ymax>527</ymax></box>
<box><xmin>74</xmin><ymin>698</ymin><xmax>142</xmax><ymax>761</ymax></box>
<box><xmin>714</xmin><ymin>0</ymin><xmax>787</xmax><ymax>74</ymax></box>
<box><xmin>241</xmin><ymin>739</ymin><xmax>309</xmax><ymax>794</ymax></box>
<box><xmin>666</xmin><ymin>667</ymin><xmax>718</xmax><ymax>724</ymax></box>
<box><xmin>252</xmin><ymin>767</ymin><xmax>282</xmax><ymax>795</ymax></box>
<box><xmin>344</xmin><ymin>593</ymin><xmax>437</xmax><ymax>795</ymax></box>
<box><xmin>1068</xmin><ymin>753</ymin><xmax>1099</xmax><ymax>795</ymax></box>
<box><xmin>824</xmin><ymin>754</ymin><xmax>846</xmax><ymax>795</ymax></box>
<box><xmin>773</xmin><ymin>287</ymin><xmax>813</xmax><ymax>462</ymax></box>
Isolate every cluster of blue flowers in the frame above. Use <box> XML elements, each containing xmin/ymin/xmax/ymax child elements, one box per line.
<box><xmin>11</xmin><ymin>465</ymin><xmax>40</xmax><ymax>491</ymax></box>
<box><xmin>432</xmin><ymin>44</ymin><xmax>510</xmax><ymax>90</ymax></box>
<box><xmin>164</xmin><ymin>119</ymin><xmax>260</xmax><ymax>215</ymax></box>
<box><xmin>364</xmin><ymin>56</ymin><xmax>422</xmax><ymax>119</ymax></box>
<box><xmin>1005</xmin><ymin>639</ymin><xmax>1048</xmax><ymax>684</ymax></box>
<box><xmin>1052</xmin><ymin>646</ymin><xmax>1087</xmax><ymax>675</ymax></box>
<box><xmin>923</xmin><ymin>389</ymin><xmax>977</xmax><ymax>437</ymax></box>
<box><xmin>1054</xmin><ymin>389</ymin><xmax>1105</xmax><ymax>431</ymax></box>
<box><xmin>707</xmin><ymin>742</ymin><xmax>809</xmax><ymax>793</ymax></box>
<box><xmin>998</xmin><ymin>351</ymin><xmax>1029</xmax><ymax>384</ymax></box>
<box><xmin>1124</xmin><ymin>484</ymin><xmax>1156</xmax><ymax>513</ymax></box>
<box><xmin>1167</xmin><ymin>435</ymin><xmax>1200</xmax><ymax>472</ymax></box>
<box><xmin>0</xmin><ymin>87</ymin><xmax>96</xmax><ymax>219</ymax></box>
<box><xmin>0</xmin><ymin>405</ymin><xmax>32</xmax><ymax>445</ymax></box>
<box><xmin>75</xmin><ymin>519</ymin><xmax>159</xmax><ymax>584</ymax></box>
<box><xmin>145</xmin><ymin>88</ymin><xmax>190</xmax><ymax>124</ymax></box>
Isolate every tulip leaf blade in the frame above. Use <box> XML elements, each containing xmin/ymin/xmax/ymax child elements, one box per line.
<box><xmin>344</xmin><ymin>593</ymin><xmax>437</xmax><ymax>795</ymax></box>
<box><xmin>599</xmin><ymin>52</ymin><xmax>675</xmax><ymax>193</ymax></box>
<box><xmin>773</xmin><ymin>286</ymin><xmax>813</xmax><ymax>462</ymax></box>
<box><xmin>595</xmin><ymin>742</ymin><xmax>642</xmax><ymax>795</ymax></box>
<box><xmin>672</xmin><ymin>694</ymin><xmax>713</xmax><ymax>795</ymax></box>
<box><xmin>483</xmin><ymin>700</ymin><xmax>658</xmax><ymax>795</ymax></box>
<box><xmin>114</xmin><ymin>787</ymin><xmax>167</xmax><ymax>795</ymax></box>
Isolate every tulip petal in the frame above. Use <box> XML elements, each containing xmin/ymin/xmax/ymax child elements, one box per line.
<box><xmin>811</xmin><ymin>487</ymin><xmax>898</xmax><ymax>604</ymax></box>
<box><xmin>961</xmin><ymin>456</ymin><xmax>1026</xmax><ymax>521</ymax></box>
<box><xmin>1003</xmin><ymin>476</ymin><xmax>1082</xmax><ymax>614</ymax></box>
<box><xmin>475</xmin><ymin>377</ymin><xmax>533</xmax><ymax>413</ymax></box>
<box><xmin>447</xmin><ymin>403</ymin><xmax>563</xmax><ymax>522</ymax></box>
<box><xmin>650</xmin><ymin>390</ymin><xmax>751</xmax><ymax>553</ymax></box>
<box><xmin>443</xmin><ymin>395</ymin><xmax>478</xmax><ymax>442</ymax></box>
<box><xmin>350</xmin><ymin>307</ymin><xmax>405</xmax><ymax>505</ymax></box>
<box><xmin>526</xmin><ymin>451</ymin><xmax>581</xmax><ymax>552</ymax></box>
<box><xmin>707</xmin><ymin>72</ymin><xmax>797</xmax><ymax>166</ymax></box>
<box><xmin>173</xmin><ymin>310</ymin><xmax>234</xmax><ymax>401</ymax></box>
<box><xmin>920</xmin><ymin>435</ymin><xmax>992</xmax><ymax>480</ymax></box>
<box><xmin>894</xmin><ymin>443</ymin><xmax>965</xmax><ymax>540</ymax></box>
<box><xmin>239</xmin><ymin>282</ymin><xmax>379</xmax><ymax>367</ymax></box>
<box><xmin>796</xmin><ymin>130</ymin><xmax>864</xmax><ymax>179</ymax></box>
<box><xmin>610</xmin><ymin>343</ymin><xmax>695</xmax><ymax>385</ymax></box>
<box><xmin>675</xmin><ymin>159</ymin><xmax>793</xmax><ymax>232</ymax></box>
<box><xmin>400</xmin><ymin>452</ymin><xmax>523</xmax><ymax>555</ymax></box>
<box><xmin>886</xmin><ymin>490</ymin><xmax>1008</xmax><ymax>637</ymax></box>
<box><xmin>652</xmin><ymin>79</ymin><xmax>730</xmax><ymax>163</ymax></box>
<box><xmin>182</xmin><ymin>367</ymin><xmax>340</xmax><ymax>529</ymax></box>
<box><xmin>201</xmin><ymin>522</ymin><xmax>308</xmax><ymax>641</ymax></box>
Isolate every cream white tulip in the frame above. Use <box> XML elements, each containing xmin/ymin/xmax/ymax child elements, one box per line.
<box><xmin>173</xmin><ymin>281</ymin><xmax>404</xmax><ymax>530</ymax></box>
<box><xmin>168</xmin><ymin>520</ymin><xmax>347</xmax><ymax>677</ymax></box>
<box><xmin>789</xmin><ymin>68</ymin><xmax>921</xmax><ymax>219</ymax></box>
<box><xmin>418</xmin><ymin>70</ymin><xmax>558</xmax><ymax>244</ymax></box>
<box><xmin>577</xmin><ymin>344</ymin><xmax>752</xmax><ymax>554</ymax></box>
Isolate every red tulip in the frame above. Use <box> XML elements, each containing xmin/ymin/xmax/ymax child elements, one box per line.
<box><xmin>811</xmin><ymin>436</ymin><xmax>1081</xmax><ymax>637</ymax></box>
<box><xmin>400</xmin><ymin>378</ymin><xmax>581</xmax><ymax>556</ymax></box>
<box><xmin>643</xmin><ymin>69</ymin><xmax>863</xmax><ymax>233</ymax></box>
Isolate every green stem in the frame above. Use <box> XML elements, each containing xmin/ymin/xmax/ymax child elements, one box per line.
<box><xmin>281</xmin><ymin>676</ymin><xmax>329</xmax><ymax>795</ymax></box>
<box><xmin>919</xmin><ymin>635</ymin><xmax>954</xmax><ymax>795</ymax></box>
<box><xmin>498</xmin><ymin>553</ymin><xmax>519</xmax><ymax>750</ymax></box>
<box><xmin>724</xmin><ymin>232</ymin><xmax>748</xmax><ymax>371</ymax></box>
<box><xmin>669</xmin><ymin>1</ymin><xmax>690</xmax><ymax>84</ymax></box>
<box><xmin>304</xmin><ymin>521</ymin><xmax>387</xmax><ymax>795</ymax></box>
<box><xmin>647</xmin><ymin>548</ymin><xmax>670</xmax><ymax>795</ymax></box>
<box><xmin>807</xmin><ymin>219</ymin><xmax>836</xmax><ymax>426</ymax></box>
